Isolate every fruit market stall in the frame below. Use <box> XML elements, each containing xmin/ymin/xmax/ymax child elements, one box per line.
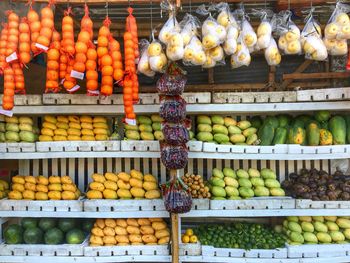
<box><xmin>2</xmin><ymin>0</ymin><xmax>350</xmax><ymax>263</ymax></box>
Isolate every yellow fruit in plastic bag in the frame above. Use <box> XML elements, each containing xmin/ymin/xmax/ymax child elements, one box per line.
<box><xmin>325</xmin><ymin>23</ymin><xmax>339</xmax><ymax>39</ymax></box>
<box><xmin>287</xmin><ymin>40</ymin><xmax>301</xmax><ymax>54</ymax></box>
<box><xmin>336</xmin><ymin>13</ymin><xmax>350</xmax><ymax>25</ymax></box>
<box><xmin>202</xmin><ymin>34</ymin><xmax>218</xmax><ymax>50</ymax></box>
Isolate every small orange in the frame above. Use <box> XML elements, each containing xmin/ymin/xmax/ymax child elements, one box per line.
<box><xmin>87</xmin><ymin>80</ymin><xmax>99</xmax><ymax>90</ymax></box>
<box><xmin>87</xmin><ymin>49</ymin><xmax>97</xmax><ymax>60</ymax></box>
<box><xmin>101</xmin><ymin>65</ymin><xmax>113</xmax><ymax>76</ymax></box>
<box><xmin>98</xmin><ymin>36</ymin><xmax>108</xmax><ymax>47</ymax></box>
<box><xmin>75</xmin><ymin>53</ymin><xmax>87</xmax><ymax>63</ymax></box>
<box><xmin>75</xmin><ymin>42</ymin><xmax>88</xmax><ymax>53</ymax></box>
<box><xmin>47</xmin><ymin>49</ymin><xmax>60</xmax><ymax>60</ymax></box>
<box><xmin>73</xmin><ymin>62</ymin><xmax>86</xmax><ymax>73</ymax></box>
<box><xmin>113</xmin><ymin>69</ymin><xmax>123</xmax><ymax>80</ymax></box>
<box><xmin>97</xmin><ymin>47</ymin><xmax>108</xmax><ymax>58</ymax></box>
<box><xmin>86</xmin><ymin>70</ymin><xmax>98</xmax><ymax>80</ymax></box>
<box><xmin>102</xmin><ymin>76</ymin><xmax>113</xmax><ymax>85</ymax></box>
<box><xmin>101</xmin><ymin>54</ymin><xmax>112</xmax><ymax>66</ymax></box>
<box><xmin>98</xmin><ymin>26</ymin><xmax>110</xmax><ymax>37</ymax></box>
<box><xmin>86</xmin><ymin>60</ymin><xmax>97</xmax><ymax>70</ymax></box>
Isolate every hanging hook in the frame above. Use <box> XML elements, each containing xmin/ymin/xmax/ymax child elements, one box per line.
<box><xmin>128</xmin><ymin>0</ymin><xmax>131</xmax><ymax>7</ymax></box>
<box><xmin>105</xmin><ymin>1</ymin><xmax>109</xmax><ymax>17</ymax></box>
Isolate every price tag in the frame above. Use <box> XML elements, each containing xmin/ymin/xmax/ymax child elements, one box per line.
<box><xmin>60</xmin><ymin>78</ymin><xmax>65</xmax><ymax>85</ymax></box>
<box><xmin>67</xmin><ymin>85</ymin><xmax>80</xmax><ymax>93</ymax></box>
<box><xmin>70</xmin><ymin>70</ymin><xmax>84</xmax><ymax>80</ymax></box>
<box><xmin>35</xmin><ymin>43</ymin><xmax>49</xmax><ymax>51</ymax></box>
<box><xmin>88</xmin><ymin>90</ymin><xmax>100</xmax><ymax>95</ymax></box>
<box><xmin>125</xmin><ymin>118</ymin><xmax>137</xmax><ymax>126</ymax></box>
<box><xmin>5</xmin><ymin>52</ymin><xmax>18</xmax><ymax>63</ymax></box>
<box><xmin>0</xmin><ymin>109</ymin><xmax>13</xmax><ymax>117</ymax></box>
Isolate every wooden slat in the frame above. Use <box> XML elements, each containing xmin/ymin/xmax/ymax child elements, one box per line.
<box><xmin>283</xmin><ymin>72</ymin><xmax>350</xmax><ymax>80</ymax></box>
<box><xmin>52</xmin><ymin>159</ymin><xmax>59</xmax><ymax>176</ymax></box>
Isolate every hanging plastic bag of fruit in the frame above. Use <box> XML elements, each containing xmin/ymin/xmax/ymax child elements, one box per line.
<box><xmin>159</xmin><ymin>96</ymin><xmax>187</xmax><ymax>123</ymax></box>
<box><xmin>162</xmin><ymin>119</ymin><xmax>191</xmax><ymax>145</ymax></box>
<box><xmin>156</xmin><ymin>62</ymin><xmax>187</xmax><ymax>96</ymax></box>
<box><xmin>137</xmin><ymin>39</ymin><xmax>155</xmax><ymax>77</ymax></box>
<box><xmin>231</xmin><ymin>35</ymin><xmax>251</xmax><ymax>69</ymax></box>
<box><xmin>160</xmin><ymin>142</ymin><xmax>188</xmax><ymax>170</ymax></box>
<box><xmin>180</xmin><ymin>13</ymin><xmax>200</xmax><ymax>47</ymax></box>
<box><xmin>161</xmin><ymin>174</ymin><xmax>192</xmax><ymax>214</ymax></box>
<box><xmin>254</xmin><ymin>9</ymin><xmax>274</xmax><ymax>50</ymax></box>
<box><xmin>301</xmin><ymin>10</ymin><xmax>328</xmax><ymax>61</ymax></box>
<box><xmin>265</xmin><ymin>38</ymin><xmax>282</xmax><ymax>66</ymax></box>
<box><xmin>325</xmin><ymin>2</ymin><xmax>350</xmax><ymax>40</ymax></box>
<box><xmin>147</xmin><ymin>30</ymin><xmax>167</xmax><ymax>73</ymax></box>
<box><xmin>183</xmin><ymin>35</ymin><xmax>207</xmax><ymax>66</ymax></box>
<box><xmin>166</xmin><ymin>29</ymin><xmax>184</xmax><ymax>61</ymax></box>
<box><xmin>234</xmin><ymin>4</ymin><xmax>257</xmax><ymax>53</ymax></box>
<box><xmin>197</xmin><ymin>4</ymin><xmax>226</xmax><ymax>50</ymax></box>
<box><xmin>215</xmin><ymin>2</ymin><xmax>237</xmax><ymax>29</ymax></box>
<box><xmin>276</xmin><ymin>10</ymin><xmax>301</xmax><ymax>55</ymax></box>
<box><xmin>159</xmin><ymin>1</ymin><xmax>180</xmax><ymax>45</ymax></box>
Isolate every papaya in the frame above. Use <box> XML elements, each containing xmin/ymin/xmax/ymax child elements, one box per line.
<box><xmin>319</xmin><ymin>129</ymin><xmax>333</xmax><ymax>145</ymax></box>
<box><xmin>258</xmin><ymin>123</ymin><xmax>274</xmax><ymax>146</ymax></box>
<box><xmin>344</xmin><ymin>115</ymin><xmax>350</xmax><ymax>143</ymax></box>
<box><xmin>288</xmin><ymin>127</ymin><xmax>306</xmax><ymax>145</ymax></box>
<box><xmin>272</xmin><ymin>127</ymin><xmax>287</xmax><ymax>145</ymax></box>
<box><xmin>296</xmin><ymin>115</ymin><xmax>312</xmax><ymax>127</ymax></box>
<box><xmin>292</xmin><ymin>119</ymin><xmax>305</xmax><ymax>129</ymax></box>
<box><xmin>277</xmin><ymin>115</ymin><xmax>291</xmax><ymax>128</ymax></box>
<box><xmin>315</xmin><ymin>111</ymin><xmax>331</xmax><ymax>122</ymax></box>
<box><xmin>306</xmin><ymin>122</ymin><xmax>320</xmax><ymax>146</ymax></box>
<box><xmin>250</xmin><ymin>116</ymin><xmax>262</xmax><ymax>129</ymax></box>
<box><xmin>329</xmin><ymin>116</ymin><xmax>346</xmax><ymax>145</ymax></box>
<box><xmin>264</xmin><ymin>116</ymin><xmax>279</xmax><ymax>129</ymax></box>
<box><xmin>320</xmin><ymin>121</ymin><xmax>328</xmax><ymax>130</ymax></box>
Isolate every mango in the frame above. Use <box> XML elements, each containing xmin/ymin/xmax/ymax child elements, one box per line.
<box><xmin>228</xmin><ymin>126</ymin><xmax>242</xmax><ymax>135</ymax></box>
<box><xmin>197</xmin><ymin>132</ymin><xmax>214</xmax><ymax>142</ymax></box>
<box><xmin>250</xmin><ymin>177</ymin><xmax>264</xmax><ymax>187</ymax></box>
<box><xmin>19</xmin><ymin>117</ymin><xmax>33</xmax><ymax>125</ymax></box>
<box><xmin>237</xmin><ymin>120</ymin><xmax>251</xmax><ymax>130</ymax></box>
<box><xmin>221</xmin><ymin>142</ymin><xmax>232</xmax><ymax>145</ymax></box>
<box><xmin>225</xmin><ymin>186</ymin><xmax>239</xmax><ymax>197</ymax></box>
<box><xmin>228</xmin><ymin>196</ymin><xmax>242</xmax><ymax>200</ymax></box>
<box><xmin>5</xmin><ymin>131</ymin><xmax>20</xmax><ymax>142</ymax></box>
<box><xmin>5</xmin><ymin>116</ymin><xmax>19</xmax><ymax>123</ymax></box>
<box><xmin>125</xmin><ymin>130</ymin><xmax>140</xmax><ymax>140</ymax></box>
<box><xmin>197</xmin><ymin>124</ymin><xmax>212</xmax><ymax>132</ymax></box>
<box><xmin>223</xmin><ymin>168</ymin><xmax>236</xmax><ymax>178</ymax></box>
<box><xmin>19</xmin><ymin>131</ymin><xmax>36</xmax><ymax>142</ymax></box>
<box><xmin>224</xmin><ymin>117</ymin><xmax>236</xmax><ymax>127</ymax></box>
<box><xmin>317</xmin><ymin>232</ymin><xmax>332</xmax><ymax>243</ymax></box>
<box><xmin>330</xmin><ymin>231</ymin><xmax>345</xmax><ymax>242</ymax></box>
<box><xmin>0</xmin><ymin>123</ymin><xmax>5</xmax><ymax>132</ymax></box>
<box><xmin>230</xmin><ymin>134</ymin><xmax>245</xmax><ymax>143</ymax></box>
<box><xmin>236</xmin><ymin>169</ymin><xmax>249</xmax><ymax>178</ymax></box>
<box><xmin>254</xmin><ymin>186</ymin><xmax>269</xmax><ymax>197</ymax></box>
<box><xmin>287</xmin><ymin>216</ymin><xmax>299</xmax><ymax>222</ymax></box>
<box><xmin>238</xmin><ymin>178</ymin><xmax>252</xmax><ymax>188</ymax></box>
<box><xmin>289</xmin><ymin>222</ymin><xmax>302</xmax><ymax>233</ymax></box>
<box><xmin>212</xmin><ymin>197</ymin><xmax>226</xmax><ymax>200</ymax></box>
<box><xmin>125</xmin><ymin>124</ymin><xmax>139</xmax><ymax>131</ymax></box>
<box><xmin>324</xmin><ymin>216</ymin><xmax>337</xmax><ymax>222</ymax></box>
<box><xmin>211</xmin><ymin>186</ymin><xmax>226</xmax><ymax>197</ymax></box>
<box><xmin>189</xmin><ymin>131</ymin><xmax>195</xmax><ymax>139</ymax></box>
<box><xmin>243</xmin><ymin>127</ymin><xmax>257</xmax><ymax>137</ymax></box>
<box><xmin>212</xmin><ymin>168</ymin><xmax>224</xmax><ymax>179</ymax></box>
<box><xmin>261</xmin><ymin>168</ymin><xmax>277</xmax><ymax>179</ymax></box>
<box><xmin>154</xmin><ymin>131</ymin><xmax>164</xmax><ymax>141</ymax></box>
<box><xmin>214</xmin><ymin>134</ymin><xmax>229</xmax><ymax>143</ymax></box>
<box><xmin>246</xmin><ymin>134</ymin><xmax>258</xmax><ymax>145</ymax></box>
<box><xmin>299</xmin><ymin>216</ymin><xmax>312</xmax><ymax>222</ymax></box>
<box><xmin>152</xmin><ymin>122</ymin><xmax>161</xmax><ymax>131</ymax></box>
<box><xmin>137</xmin><ymin>116</ymin><xmax>152</xmax><ymax>125</ymax></box>
<box><xmin>140</xmin><ymin>132</ymin><xmax>154</xmax><ymax>140</ymax></box>
<box><xmin>239</xmin><ymin>187</ymin><xmax>254</xmax><ymax>198</ymax></box>
<box><xmin>313</xmin><ymin>221</ymin><xmax>328</xmax><ymax>232</ymax></box>
<box><xmin>269</xmin><ymin>188</ymin><xmax>285</xmax><ymax>196</ymax></box>
<box><xmin>336</xmin><ymin>218</ymin><xmax>350</xmax><ymax>229</ymax></box>
<box><xmin>211</xmin><ymin>115</ymin><xmax>224</xmax><ymax>125</ymax></box>
<box><xmin>151</xmin><ymin>114</ymin><xmax>163</xmax><ymax>123</ymax></box>
<box><xmin>264</xmin><ymin>179</ymin><xmax>281</xmax><ymax>188</ymax></box>
<box><xmin>343</xmin><ymin>229</ymin><xmax>350</xmax><ymax>239</ymax></box>
<box><xmin>212</xmin><ymin>125</ymin><xmax>228</xmax><ymax>135</ymax></box>
<box><xmin>312</xmin><ymin>216</ymin><xmax>324</xmax><ymax>222</ymax></box>
<box><xmin>6</xmin><ymin>123</ymin><xmax>19</xmax><ymax>132</ymax></box>
<box><xmin>248</xmin><ymin>168</ymin><xmax>260</xmax><ymax>178</ymax></box>
<box><xmin>290</xmin><ymin>231</ymin><xmax>304</xmax><ymax>243</ymax></box>
<box><xmin>326</xmin><ymin>221</ymin><xmax>339</xmax><ymax>231</ymax></box>
<box><xmin>224</xmin><ymin>177</ymin><xmax>238</xmax><ymax>188</ymax></box>
<box><xmin>210</xmin><ymin>178</ymin><xmax>225</xmax><ymax>187</ymax></box>
<box><xmin>139</xmin><ymin>124</ymin><xmax>153</xmax><ymax>132</ymax></box>
<box><xmin>303</xmin><ymin>232</ymin><xmax>318</xmax><ymax>243</ymax></box>
<box><xmin>197</xmin><ymin>115</ymin><xmax>211</xmax><ymax>125</ymax></box>
<box><xmin>0</xmin><ymin>132</ymin><xmax>5</xmax><ymax>142</ymax></box>
<box><xmin>19</xmin><ymin>123</ymin><xmax>33</xmax><ymax>132</ymax></box>
<box><xmin>301</xmin><ymin>222</ymin><xmax>314</xmax><ymax>232</ymax></box>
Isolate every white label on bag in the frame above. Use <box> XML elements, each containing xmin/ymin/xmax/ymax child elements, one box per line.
<box><xmin>60</xmin><ymin>78</ymin><xmax>65</xmax><ymax>85</ymax></box>
<box><xmin>70</xmin><ymin>70</ymin><xmax>84</xmax><ymax>80</ymax></box>
<box><xmin>67</xmin><ymin>85</ymin><xmax>80</xmax><ymax>93</ymax></box>
<box><xmin>0</xmin><ymin>109</ymin><xmax>13</xmax><ymax>117</ymax></box>
<box><xmin>88</xmin><ymin>89</ymin><xmax>100</xmax><ymax>95</ymax></box>
<box><xmin>125</xmin><ymin>118</ymin><xmax>137</xmax><ymax>126</ymax></box>
<box><xmin>5</xmin><ymin>52</ymin><xmax>18</xmax><ymax>63</ymax></box>
<box><xmin>35</xmin><ymin>43</ymin><xmax>49</xmax><ymax>51</ymax></box>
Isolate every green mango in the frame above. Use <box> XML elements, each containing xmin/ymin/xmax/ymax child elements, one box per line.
<box><xmin>300</xmin><ymin>221</ymin><xmax>314</xmax><ymax>232</ymax></box>
<box><xmin>139</xmin><ymin>124</ymin><xmax>153</xmax><ymax>132</ymax></box>
<box><xmin>211</xmin><ymin>186</ymin><xmax>226</xmax><ymax>197</ymax></box>
<box><xmin>288</xmin><ymin>222</ymin><xmax>302</xmax><ymax>233</ymax></box>
<box><xmin>228</xmin><ymin>125</ymin><xmax>242</xmax><ymax>135</ymax></box>
<box><xmin>196</xmin><ymin>115</ymin><xmax>212</xmax><ymax>125</ymax></box>
<box><xmin>212</xmin><ymin>168</ymin><xmax>224</xmax><ymax>179</ymax></box>
<box><xmin>125</xmin><ymin>124</ymin><xmax>139</xmax><ymax>131</ymax></box>
<box><xmin>330</xmin><ymin>231</ymin><xmax>345</xmax><ymax>242</ymax></box>
<box><xmin>151</xmin><ymin>114</ymin><xmax>164</xmax><ymax>123</ymax></box>
<box><xmin>197</xmin><ymin>124</ymin><xmax>212</xmax><ymax>133</ymax></box>
<box><xmin>224</xmin><ymin>177</ymin><xmax>238</xmax><ymax>188</ymax></box>
<box><xmin>224</xmin><ymin>117</ymin><xmax>236</xmax><ymax>127</ymax></box>
<box><xmin>225</xmin><ymin>186</ymin><xmax>239</xmax><ymax>197</ymax></box>
<box><xmin>239</xmin><ymin>187</ymin><xmax>254</xmax><ymax>198</ymax></box>
<box><xmin>230</xmin><ymin>134</ymin><xmax>245</xmax><ymax>143</ymax></box>
<box><xmin>269</xmin><ymin>188</ymin><xmax>285</xmax><ymax>196</ymax></box>
<box><xmin>212</xmin><ymin>125</ymin><xmax>228</xmax><ymax>135</ymax></box>
<box><xmin>326</xmin><ymin>221</ymin><xmax>339</xmax><ymax>231</ymax></box>
<box><xmin>254</xmin><ymin>186</ymin><xmax>269</xmax><ymax>197</ymax></box>
<box><xmin>246</xmin><ymin>134</ymin><xmax>258</xmax><ymax>145</ymax></box>
<box><xmin>303</xmin><ymin>232</ymin><xmax>318</xmax><ymax>243</ymax></box>
<box><xmin>238</xmin><ymin>178</ymin><xmax>252</xmax><ymax>188</ymax></box>
<box><xmin>210</xmin><ymin>178</ymin><xmax>225</xmax><ymax>187</ymax></box>
<box><xmin>248</xmin><ymin>168</ymin><xmax>260</xmax><ymax>178</ymax></box>
<box><xmin>236</xmin><ymin>169</ymin><xmax>249</xmax><ymax>178</ymax></box>
<box><xmin>223</xmin><ymin>168</ymin><xmax>236</xmax><ymax>178</ymax></box>
<box><xmin>317</xmin><ymin>232</ymin><xmax>332</xmax><ymax>243</ymax></box>
<box><xmin>211</xmin><ymin>115</ymin><xmax>224</xmax><ymax>125</ymax></box>
<box><xmin>312</xmin><ymin>216</ymin><xmax>324</xmax><ymax>222</ymax></box>
<box><xmin>140</xmin><ymin>132</ymin><xmax>154</xmax><ymax>140</ymax></box>
<box><xmin>261</xmin><ymin>168</ymin><xmax>277</xmax><ymax>179</ymax></box>
<box><xmin>196</xmin><ymin>132</ymin><xmax>213</xmax><ymax>142</ymax></box>
<box><xmin>264</xmin><ymin>179</ymin><xmax>281</xmax><ymax>188</ymax></box>
<box><xmin>213</xmin><ymin>134</ymin><xmax>229</xmax><ymax>144</ymax></box>
<box><xmin>152</xmin><ymin>122</ymin><xmax>162</xmax><ymax>131</ymax></box>
<box><xmin>250</xmin><ymin>178</ymin><xmax>264</xmax><ymax>187</ymax></box>
<box><xmin>137</xmin><ymin>116</ymin><xmax>152</xmax><ymax>125</ymax></box>
<box><xmin>313</xmin><ymin>221</ymin><xmax>328</xmax><ymax>232</ymax></box>
<box><xmin>242</xmin><ymin>127</ymin><xmax>257</xmax><ymax>137</ymax></box>
<box><xmin>290</xmin><ymin>231</ymin><xmax>304</xmax><ymax>243</ymax></box>
<box><xmin>154</xmin><ymin>131</ymin><xmax>164</xmax><ymax>141</ymax></box>
<box><xmin>237</xmin><ymin>120</ymin><xmax>251</xmax><ymax>130</ymax></box>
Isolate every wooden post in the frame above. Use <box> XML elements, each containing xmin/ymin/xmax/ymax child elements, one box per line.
<box><xmin>170</xmin><ymin>169</ymin><xmax>179</xmax><ymax>263</ymax></box>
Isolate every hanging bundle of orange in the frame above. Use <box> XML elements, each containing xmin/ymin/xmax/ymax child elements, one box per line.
<box><xmin>6</xmin><ymin>11</ymin><xmax>19</xmax><ymax>58</ymax></box>
<box><xmin>124</xmin><ymin>31</ymin><xmax>139</xmax><ymax>102</ymax></box>
<box><xmin>86</xmin><ymin>43</ymin><xmax>99</xmax><ymax>96</ymax></box>
<box><xmin>98</xmin><ymin>16</ymin><xmax>113</xmax><ymax>96</ymax></box>
<box><xmin>72</xmin><ymin>28</ymin><xmax>90</xmax><ymax>76</ymax></box>
<box><xmin>2</xmin><ymin>66</ymin><xmax>15</xmax><ymax>110</ymax></box>
<box><xmin>125</xmin><ymin>7</ymin><xmax>139</xmax><ymax>59</ymax></box>
<box><xmin>35</xmin><ymin>0</ymin><xmax>55</xmax><ymax>52</ymax></box>
<box><xmin>109</xmin><ymin>35</ymin><xmax>123</xmax><ymax>83</ymax></box>
<box><xmin>59</xmin><ymin>52</ymin><xmax>68</xmax><ymax>81</ymax></box>
<box><xmin>27</xmin><ymin>0</ymin><xmax>41</xmax><ymax>53</ymax></box>
<box><xmin>45</xmin><ymin>30</ymin><xmax>61</xmax><ymax>93</ymax></box>
<box><xmin>123</xmin><ymin>75</ymin><xmax>135</xmax><ymax>121</ymax></box>
<box><xmin>61</xmin><ymin>7</ymin><xmax>75</xmax><ymax>58</ymax></box>
<box><xmin>0</xmin><ymin>24</ymin><xmax>8</xmax><ymax>74</ymax></box>
<box><xmin>12</xmin><ymin>62</ymin><xmax>25</xmax><ymax>94</ymax></box>
<box><xmin>81</xmin><ymin>3</ymin><xmax>93</xmax><ymax>40</ymax></box>
<box><xmin>63</xmin><ymin>59</ymin><xmax>78</xmax><ymax>93</ymax></box>
<box><xmin>19</xmin><ymin>18</ymin><xmax>31</xmax><ymax>65</ymax></box>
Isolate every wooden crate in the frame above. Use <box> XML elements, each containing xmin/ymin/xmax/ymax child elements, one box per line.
<box><xmin>210</xmin><ymin>197</ymin><xmax>295</xmax><ymax>210</ymax></box>
<box><xmin>295</xmin><ymin>199</ymin><xmax>350</xmax><ymax>209</ymax></box>
<box><xmin>297</xmin><ymin>87</ymin><xmax>350</xmax><ymax>102</ymax></box>
<box><xmin>0</xmin><ymin>143</ymin><xmax>36</xmax><ymax>153</ymax></box>
<box><xmin>213</xmin><ymin>91</ymin><xmax>297</xmax><ymax>104</ymax></box>
<box><xmin>202</xmin><ymin>245</ymin><xmax>287</xmax><ymax>258</ymax></box>
<box><xmin>0</xmin><ymin>95</ymin><xmax>42</xmax><ymax>106</ymax></box>
<box><xmin>121</xmin><ymin>141</ymin><xmax>160</xmax><ymax>152</ymax></box>
<box><xmin>287</xmin><ymin>243</ymin><xmax>350</xmax><ymax>258</ymax></box>
<box><xmin>36</xmin><ymin>141</ymin><xmax>120</xmax><ymax>152</ymax></box>
<box><xmin>179</xmin><ymin>243</ymin><xmax>201</xmax><ymax>256</ymax></box>
<box><xmin>84</xmin><ymin>245</ymin><xmax>169</xmax><ymax>257</ymax></box>
<box><xmin>83</xmin><ymin>199</ymin><xmax>164</xmax><ymax>212</ymax></box>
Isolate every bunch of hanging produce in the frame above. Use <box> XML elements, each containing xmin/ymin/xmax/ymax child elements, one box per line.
<box><xmin>0</xmin><ymin>116</ymin><xmax>39</xmax><ymax>143</ymax></box>
<box><xmin>282</xmin><ymin>169</ymin><xmax>350</xmax><ymax>201</ymax></box>
<box><xmin>209</xmin><ymin>167</ymin><xmax>285</xmax><ymax>199</ymax></box>
<box><xmin>86</xmin><ymin>170</ymin><xmax>161</xmax><ymax>200</ymax></box>
<box><xmin>281</xmin><ymin>216</ymin><xmax>350</xmax><ymax>245</ymax></box>
<box><xmin>196</xmin><ymin>222</ymin><xmax>286</xmax><ymax>249</ymax></box>
<box><xmin>4</xmin><ymin>217</ymin><xmax>91</xmax><ymax>245</ymax></box>
<box><xmin>7</xmin><ymin>175</ymin><xmax>81</xmax><ymax>200</ymax></box>
<box><xmin>89</xmin><ymin>218</ymin><xmax>170</xmax><ymax>246</ymax></box>
<box><xmin>124</xmin><ymin>115</ymin><xmax>164</xmax><ymax>141</ymax></box>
